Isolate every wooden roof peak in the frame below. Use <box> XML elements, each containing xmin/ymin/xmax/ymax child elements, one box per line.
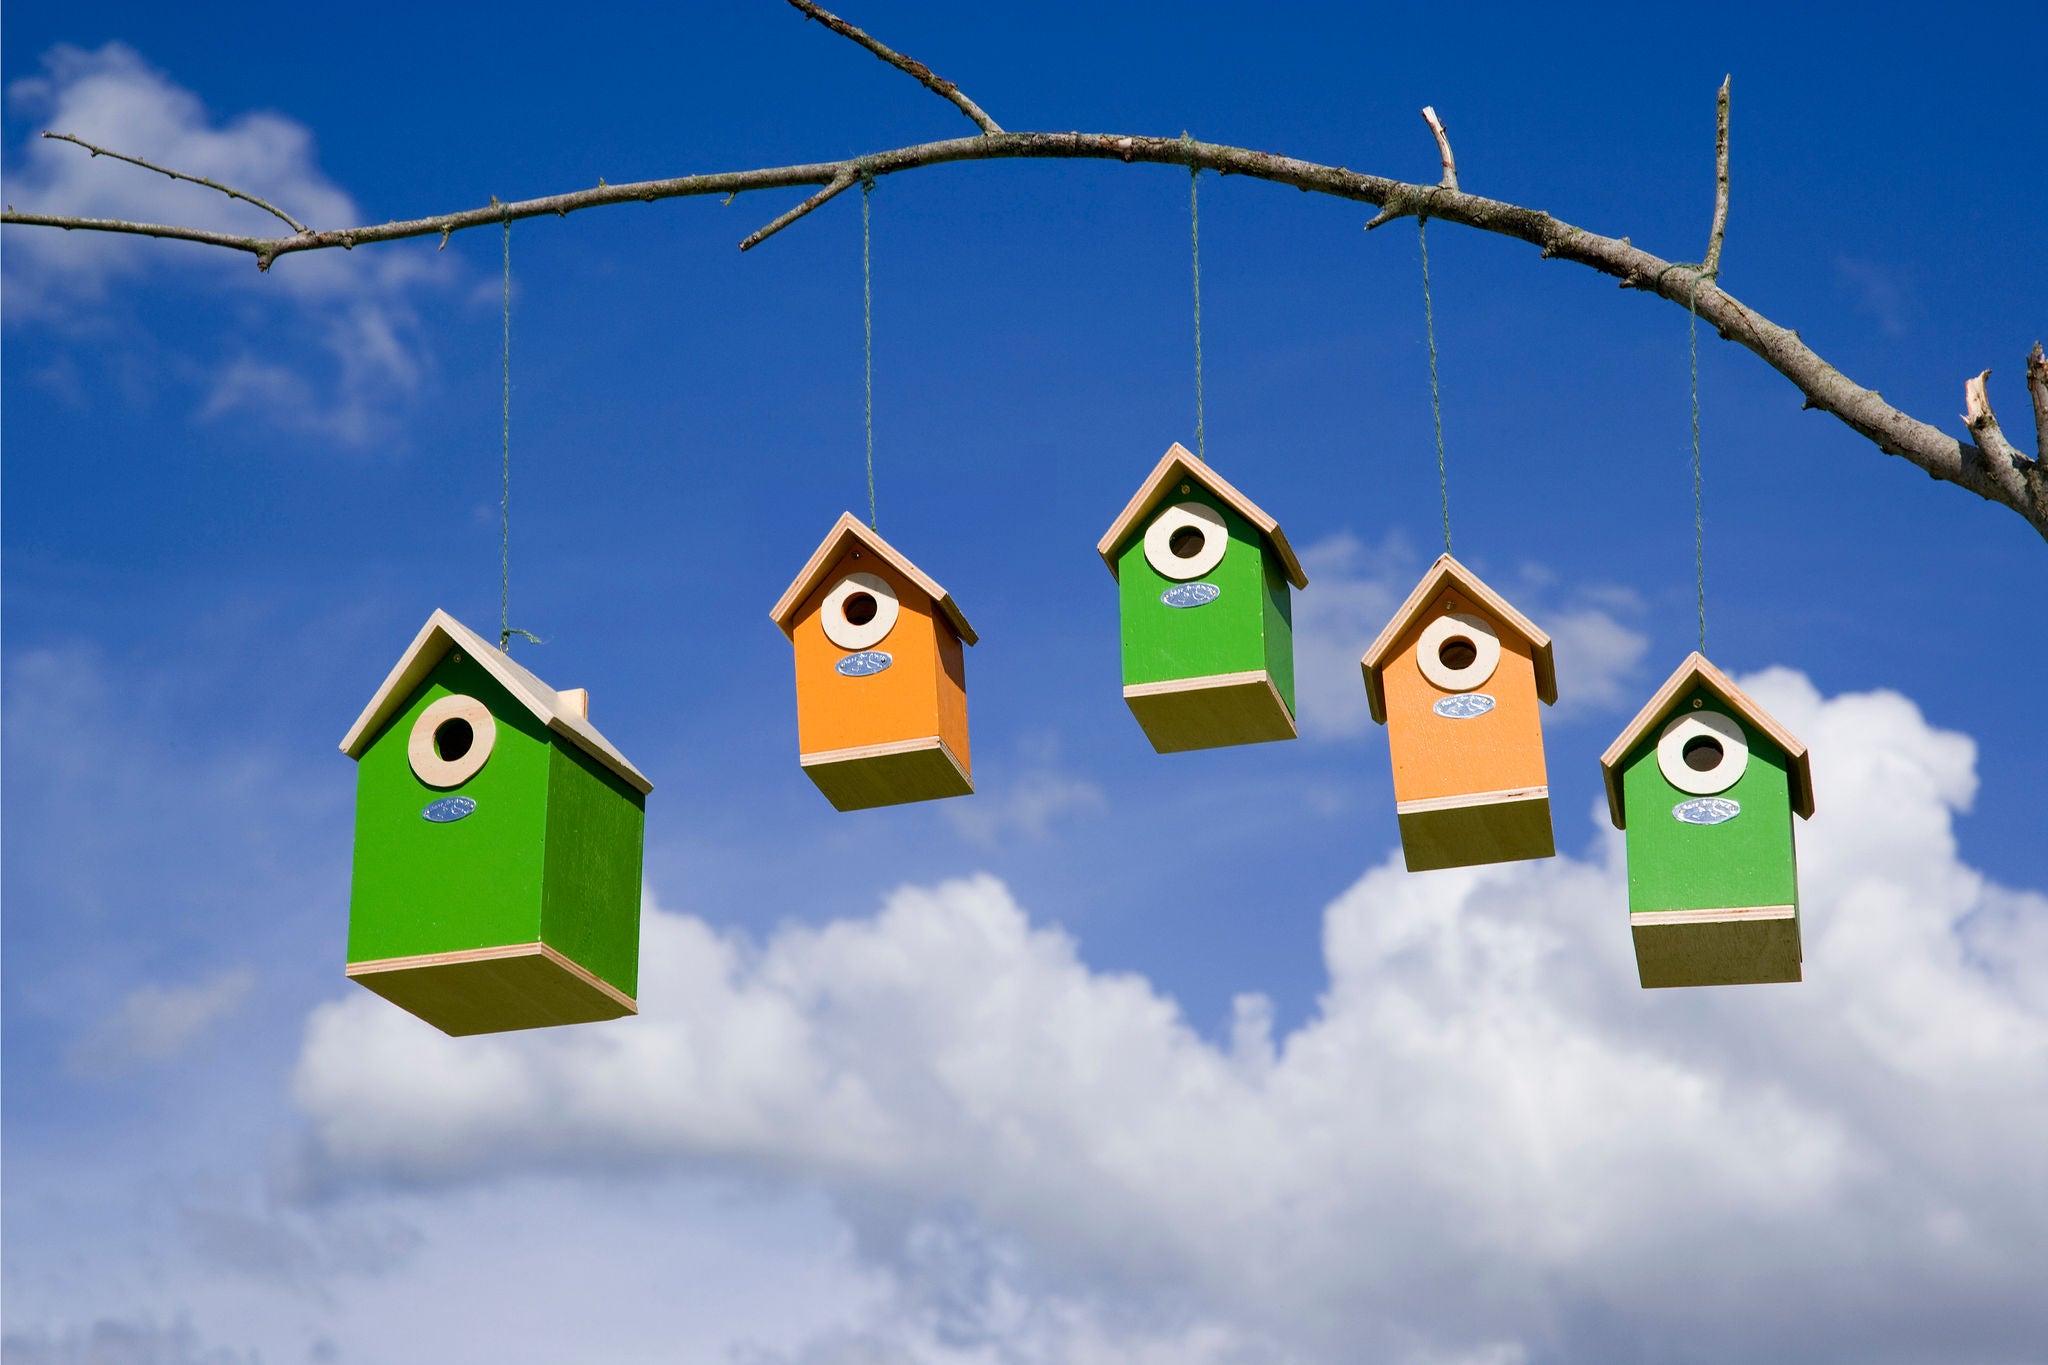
<box><xmin>1598</xmin><ymin>651</ymin><xmax>1813</xmax><ymax>829</ymax></box>
<box><xmin>1357</xmin><ymin>554</ymin><xmax>1557</xmax><ymax>725</ymax></box>
<box><xmin>769</xmin><ymin>511</ymin><xmax>977</xmax><ymax>645</ymax></box>
<box><xmin>339</xmin><ymin>609</ymin><xmax>651</xmax><ymax>795</ymax></box>
<box><xmin>1096</xmin><ymin>443</ymin><xmax>1308</xmax><ymax>589</ymax></box>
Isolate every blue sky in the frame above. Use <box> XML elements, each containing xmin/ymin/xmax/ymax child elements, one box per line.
<box><xmin>4</xmin><ymin>3</ymin><xmax>2045</xmax><ymax>1362</ymax></box>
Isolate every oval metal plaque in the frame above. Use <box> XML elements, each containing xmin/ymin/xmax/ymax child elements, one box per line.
<box><xmin>835</xmin><ymin>650</ymin><xmax>893</xmax><ymax>677</ymax></box>
<box><xmin>1432</xmin><ymin>693</ymin><xmax>1496</xmax><ymax>720</ymax></box>
<box><xmin>1161</xmin><ymin>582</ymin><xmax>1221</xmax><ymax>609</ymax></box>
<box><xmin>1672</xmin><ymin>796</ymin><xmax>1741</xmax><ymax>825</ymax></box>
<box><xmin>422</xmin><ymin>796</ymin><xmax>477</xmax><ymax>823</ymax></box>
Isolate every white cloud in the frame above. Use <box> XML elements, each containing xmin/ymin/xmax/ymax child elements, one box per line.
<box><xmin>289</xmin><ymin>669</ymin><xmax>2048</xmax><ymax>1362</ymax></box>
<box><xmin>66</xmin><ymin>968</ymin><xmax>254</xmax><ymax>1077</ymax></box>
<box><xmin>945</xmin><ymin>765</ymin><xmax>1106</xmax><ymax>848</ymax></box>
<box><xmin>4</xmin><ymin>44</ymin><xmax>445</xmax><ymax>443</ymax></box>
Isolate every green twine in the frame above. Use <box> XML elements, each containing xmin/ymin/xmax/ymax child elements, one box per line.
<box><xmin>1418</xmin><ymin>217</ymin><xmax>1451</xmax><ymax>554</ymax></box>
<box><xmin>498</xmin><ymin>219</ymin><xmax>540</xmax><ymax>653</ymax></box>
<box><xmin>1188</xmin><ymin>150</ymin><xmax>1206</xmax><ymax>462</ymax></box>
<box><xmin>1688</xmin><ymin>275</ymin><xmax>1706</xmax><ymax>655</ymax></box>
<box><xmin>861</xmin><ymin>175</ymin><xmax>877</xmax><ymax>530</ymax></box>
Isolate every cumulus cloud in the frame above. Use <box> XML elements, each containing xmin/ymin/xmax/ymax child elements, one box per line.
<box><xmin>66</xmin><ymin>968</ymin><xmax>254</xmax><ymax>1077</ymax></box>
<box><xmin>291</xmin><ymin>669</ymin><xmax>2048</xmax><ymax>1362</ymax></box>
<box><xmin>1289</xmin><ymin>535</ymin><xmax>1648</xmax><ymax>738</ymax></box>
<box><xmin>4</xmin><ymin>44</ymin><xmax>443</xmax><ymax>442</ymax></box>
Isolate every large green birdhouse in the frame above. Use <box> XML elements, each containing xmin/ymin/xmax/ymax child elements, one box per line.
<box><xmin>1097</xmin><ymin>443</ymin><xmax>1308</xmax><ymax>752</ymax></box>
<box><xmin>339</xmin><ymin>610</ymin><xmax>651</xmax><ymax>1035</ymax></box>
<box><xmin>1600</xmin><ymin>653</ymin><xmax>1813</xmax><ymax>989</ymax></box>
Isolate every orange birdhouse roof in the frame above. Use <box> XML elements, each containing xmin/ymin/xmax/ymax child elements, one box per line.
<box><xmin>1598</xmin><ymin>652</ymin><xmax>1813</xmax><ymax>829</ymax></box>
<box><xmin>1096</xmin><ymin>443</ymin><xmax>1308</xmax><ymax>589</ymax></box>
<box><xmin>1358</xmin><ymin>555</ymin><xmax>1557</xmax><ymax>725</ymax></box>
<box><xmin>769</xmin><ymin>512</ymin><xmax>977</xmax><ymax>645</ymax></box>
<box><xmin>338</xmin><ymin>608</ymin><xmax>651</xmax><ymax>794</ymax></box>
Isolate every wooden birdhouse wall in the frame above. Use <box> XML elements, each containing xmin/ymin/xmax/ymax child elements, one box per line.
<box><xmin>791</xmin><ymin>546</ymin><xmax>970</xmax><ymax>769</ymax></box>
<box><xmin>1381</xmin><ymin>589</ymin><xmax>1547</xmax><ymax>806</ymax></box>
<box><xmin>1620</xmin><ymin>687</ymin><xmax>1798</xmax><ymax>915</ymax></box>
<box><xmin>1115</xmin><ymin>488</ymin><xmax>1295</xmax><ymax>713</ymax></box>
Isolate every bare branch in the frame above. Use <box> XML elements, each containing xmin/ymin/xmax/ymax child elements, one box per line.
<box><xmin>1964</xmin><ymin>370</ymin><xmax>2038</xmax><ymax>511</ymax></box>
<box><xmin>41</xmin><ymin>131</ymin><xmax>308</xmax><ymax>233</ymax></box>
<box><xmin>740</xmin><ymin>168</ymin><xmax>859</xmax><ymax>251</ymax></box>
<box><xmin>5</xmin><ymin>129</ymin><xmax>2043</xmax><ymax>540</ymax></box>
<box><xmin>1421</xmin><ymin>107</ymin><xmax>1458</xmax><ymax>192</ymax></box>
<box><xmin>2028</xmin><ymin>341</ymin><xmax>2048</xmax><ymax>461</ymax></box>
<box><xmin>783</xmin><ymin>0</ymin><xmax>1003</xmax><ymax>135</ymax></box>
<box><xmin>1702</xmin><ymin>76</ymin><xmax>1730</xmax><ymax>277</ymax></box>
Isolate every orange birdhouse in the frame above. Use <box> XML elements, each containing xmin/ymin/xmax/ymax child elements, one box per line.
<box><xmin>770</xmin><ymin>513</ymin><xmax>977</xmax><ymax>811</ymax></box>
<box><xmin>1359</xmin><ymin>554</ymin><xmax>1558</xmax><ymax>871</ymax></box>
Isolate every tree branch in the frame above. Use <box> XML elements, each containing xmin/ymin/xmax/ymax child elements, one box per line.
<box><xmin>2028</xmin><ymin>341</ymin><xmax>2047</xmax><ymax>461</ymax></box>
<box><xmin>783</xmin><ymin>0</ymin><xmax>1003</xmax><ymax>135</ymax></box>
<box><xmin>1702</xmin><ymin>76</ymin><xmax>1730</xmax><ymax>277</ymax></box>
<box><xmin>1421</xmin><ymin>106</ymin><xmax>1458</xmax><ymax>191</ymax></box>
<box><xmin>40</xmin><ymin>131</ymin><xmax>309</xmax><ymax>233</ymax></box>
<box><xmin>4</xmin><ymin>88</ymin><xmax>2041</xmax><ymax>543</ymax></box>
<box><xmin>1964</xmin><ymin>370</ymin><xmax>2042</xmax><ymax>514</ymax></box>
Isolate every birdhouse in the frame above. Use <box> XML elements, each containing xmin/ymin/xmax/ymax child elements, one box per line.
<box><xmin>338</xmin><ymin>610</ymin><xmax>650</xmax><ymax>1036</ymax></box>
<box><xmin>1097</xmin><ymin>443</ymin><xmax>1308</xmax><ymax>753</ymax></box>
<box><xmin>1359</xmin><ymin>554</ymin><xmax>1558</xmax><ymax>871</ymax></box>
<box><xmin>1600</xmin><ymin>653</ymin><xmax>1813</xmax><ymax>989</ymax></box>
<box><xmin>770</xmin><ymin>512</ymin><xmax>977</xmax><ymax>811</ymax></box>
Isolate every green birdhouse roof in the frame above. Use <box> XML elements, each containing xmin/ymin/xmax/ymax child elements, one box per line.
<box><xmin>1358</xmin><ymin>553</ymin><xmax>1557</xmax><ymax>725</ymax></box>
<box><xmin>1599</xmin><ymin>651</ymin><xmax>1811</xmax><ymax>830</ymax></box>
<box><xmin>769</xmin><ymin>511</ymin><xmax>977</xmax><ymax>645</ymax></box>
<box><xmin>339</xmin><ymin>609</ymin><xmax>652</xmax><ymax>795</ymax></box>
<box><xmin>1096</xmin><ymin>443</ymin><xmax>1308</xmax><ymax>589</ymax></box>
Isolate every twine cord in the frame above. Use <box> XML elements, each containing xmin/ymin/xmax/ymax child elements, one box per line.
<box><xmin>1188</xmin><ymin>150</ymin><xmax>1206</xmax><ymax>462</ymax></box>
<box><xmin>861</xmin><ymin>174</ymin><xmax>877</xmax><ymax>529</ymax></box>
<box><xmin>498</xmin><ymin>219</ymin><xmax>540</xmax><ymax>652</ymax></box>
<box><xmin>1689</xmin><ymin>274</ymin><xmax>1706</xmax><ymax>654</ymax></box>
<box><xmin>1418</xmin><ymin>217</ymin><xmax>1451</xmax><ymax>554</ymax></box>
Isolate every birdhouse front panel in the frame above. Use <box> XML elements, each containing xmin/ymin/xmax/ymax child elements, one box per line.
<box><xmin>1116</xmin><ymin>486</ymin><xmax>1296</xmax><ymax>753</ymax></box>
<box><xmin>1618</xmin><ymin>684</ymin><xmax>1800</xmax><ymax>988</ymax></box>
<box><xmin>345</xmin><ymin>636</ymin><xmax>645</xmax><ymax>1036</ymax></box>
<box><xmin>789</xmin><ymin>544</ymin><xmax>972</xmax><ymax>810</ymax></box>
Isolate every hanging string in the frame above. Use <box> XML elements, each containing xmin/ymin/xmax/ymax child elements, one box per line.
<box><xmin>1417</xmin><ymin>217</ymin><xmax>1451</xmax><ymax>554</ymax></box>
<box><xmin>1689</xmin><ymin>275</ymin><xmax>1707</xmax><ymax>654</ymax></box>
<box><xmin>861</xmin><ymin>174</ymin><xmax>877</xmax><ymax>529</ymax></box>
<box><xmin>1188</xmin><ymin>154</ymin><xmax>1206</xmax><ymax>462</ymax></box>
<box><xmin>498</xmin><ymin>218</ymin><xmax>539</xmax><ymax>653</ymax></box>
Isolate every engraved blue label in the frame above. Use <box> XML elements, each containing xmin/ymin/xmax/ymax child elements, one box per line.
<box><xmin>1673</xmin><ymin>797</ymin><xmax>1741</xmax><ymax>825</ymax></box>
<box><xmin>1432</xmin><ymin>693</ymin><xmax>1496</xmax><ymax>719</ymax></box>
<box><xmin>422</xmin><ymin>796</ymin><xmax>477</xmax><ymax>823</ymax></box>
<box><xmin>835</xmin><ymin>650</ymin><xmax>893</xmax><ymax>677</ymax></box>
<box><xmin>1161</xmin><ymin>582</ymin><xmax>1221</xmax><ymax>608</ymax></box>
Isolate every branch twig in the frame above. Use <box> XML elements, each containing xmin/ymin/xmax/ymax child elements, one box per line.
<box><xmin>1421</xmin><ymin>106</ymin><xmax>1458</xmax><ymax>192</ymax></box>
<box><xmin>2027</xmin><ymin>341</ymin><xmax>2048</xmax><ymax>461</ymax></box>
<box><xmin>1964</xmin><ymin>370</ymin><xmax>2039</xmax><ymax>512</ymax></box>
<box><xmin>40</xmin><ymin>131</ymin><xmax>308</xmax><ymax>234</ymax></box>
<box><xmin>783</xmin><ymin>0</ymin><xmax>1003</xmax><ymax>135</ymax></box>
<box><xmin>1702</xmin><ymin>76</ymin><xmax>1730</xmax><ymax>277</ymax></box>
<box><xmin>741</xmin><ymin>168</ymin><xmax>860</xmax><ymax>251</ymax></box>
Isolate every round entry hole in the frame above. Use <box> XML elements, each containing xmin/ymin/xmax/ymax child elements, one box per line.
<box><xmin>1437</xmin><ymin>636</ymin><xmax>1479</xmax><ymax>671</ymax></box>
<box><xmin>843</xmin><ymin>592</ymin><xmax>879</xmax><ymax>626</ymax></box>
<box><xmin>1682</xmin><ymin>735</ymin><xmax>1724</xmax><ymax>772</ymax></box>
<box><xmin>434</xmin><ymin>718</ymin><xmax>475</xmax><ymax>762</ymax></box>
<box><xmin>1169</xmin><ymin>525</ymin><xmax>1207</xmax><ymax>560</ymax></box>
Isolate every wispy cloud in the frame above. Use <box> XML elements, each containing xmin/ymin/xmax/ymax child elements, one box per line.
<box><xmin>66</xmin><ymin>969</ymin><xmax>255</xmax><ymax>1078</ymax></box>
<box><xmin>1835</xmin><ymin>256</ymin><xmax>1911</xmax><ymax>339</ymax></box>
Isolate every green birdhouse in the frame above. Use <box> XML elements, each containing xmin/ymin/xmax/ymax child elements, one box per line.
<box><xmin>1097</xmin><ymin>443</ymin><xmax>1308</xmax><ymax>753</ymax></box>
<box><xmin>1600</xmin><ymin>653</ymin><xmax>1813</xmax><ymax>989</ymax></box>
<box><xmin>338</xmin><ymin>609</ymin><xmax>652</xmax><ymax>1036</ymax></box>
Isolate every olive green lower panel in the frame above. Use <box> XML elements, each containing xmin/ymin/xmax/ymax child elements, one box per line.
<box><xmin>1396</xmin><ymin>789</ymin><xmax>1555</xmax><ymax>872</ymax></box>
<box><xmin>1630</xmin><ymin>906</ymin><xmax>1802</xmax><ymax>989</ymax></box>
<box><xmin>802</xmin><ymin>736</ymin><xmax>973</xmax><ymax>811</ymax></box>
<box><xmin>1123</xmin><ymin>671</ymin><xmax>1297</xmax><ymax>754</ymax></box>
<box><xmin>348</xmin><ymin>942</ymin><xmax>638</xmax><ymax>1036</ymax></box>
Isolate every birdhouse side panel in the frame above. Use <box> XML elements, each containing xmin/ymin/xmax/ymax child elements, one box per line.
<box><xmin>540</xmin><ymin>739</ymin><xmax>647</xmax><ymax>999</ymax></box>
<box><xmin>791</xmin><ymin>551</ymin><xmax>944</xmax><ymax>756</ymax></box>
<box><xmin>347</xmin><ymin>655</ymin><xmax>553</xmax><ymax>965</ymax></box>
<box><xmin>1382</xmin><ymin>601</ymin><xmax>1548</xmax><ymax>805</ymax></box>
<box><xmin>934</xmin><ymin>617</ymin><xmax>971</xmax><ymax>774</ymax></box>
<box><xmin>1258</xmin><ymin>545</ymin><xmax>1297</xmax><ymax>716</ymax></box>
<box><xmin>1621</xmin><ymin>705</ymin><xmax>1798</xmax><ymax>914</ymax></box>
<box><xmin>1116</xmin><ymin>493</ymin><xmax>1272</xmax><ymax>688</ymax></box>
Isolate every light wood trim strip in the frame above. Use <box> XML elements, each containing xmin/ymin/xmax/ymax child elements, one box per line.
<box><xmin>1122</xmin><ymin>669</ymin><xmax>1274</xmax><ymax>700</ymax></box>
<box><xmin>347</xmin><ymin>941</ymin><xmax>639</xmax><ymax>1014</ymax></box>
<box><xmin>801</xmin><ymin>734</ymin><xmax>968</xmax><ymax>779</ymax></box>
<box><xmin>1395</xmin><ymin>786</ymin><xmax>1549</xmax><ymax>815</ymax></box>
<box><xmin>1630</xmin><ymin>904</ymin><xmax>1797</xmax><ymax>926</ymax></box>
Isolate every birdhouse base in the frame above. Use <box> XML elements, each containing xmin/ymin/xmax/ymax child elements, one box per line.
<box><xmin>347</xmin><ymin>942</ymin><xmax>638</xmax><ymax>1036</ymax></box>
<box><xmin>1395</xmin><ymin>788</ymin><xmax>1554</xmax><ymax>872</ymax></box>
<box><xmin>1123</xmin><ymin>671</ymin><xmax>1297</xmax><ymax>754</ymax></box>
<box><xmin>1630</xmin><ymin>905</ymin><xmax>1802</xmax><ymax>988</ymax></box>
<box><xmin>801</xmin><ymin>736</ymin><xmax>973</xmax><ymax>811</ymax></box>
